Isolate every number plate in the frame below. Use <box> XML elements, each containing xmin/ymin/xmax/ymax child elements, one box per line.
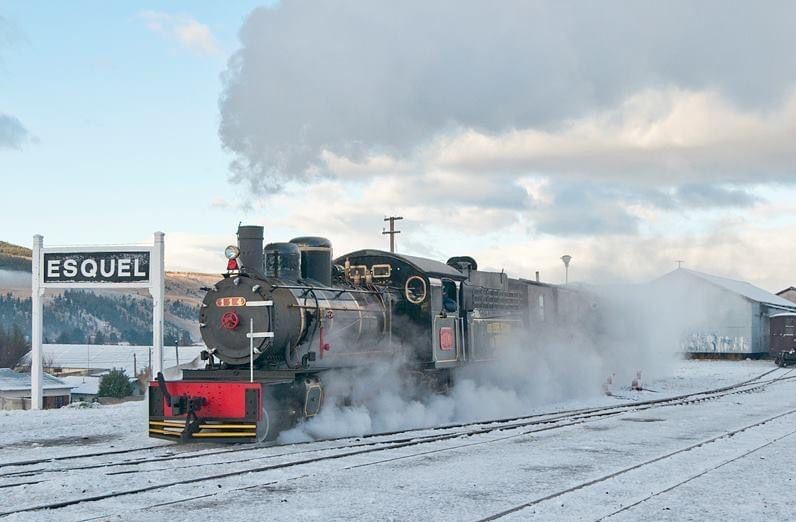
<box><xmin>216</xmin><ymin>297</ymin><xmax>247</xmax><ymax>307</ymax></box>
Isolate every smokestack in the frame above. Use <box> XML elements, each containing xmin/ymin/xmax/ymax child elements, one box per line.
<box><xmin>535</xmin><ymin>271</ymin><xmax>540</xmax><ymax>283</ymax></box>
<box><xmin>237</xmin><ymin>225</ymin><xmax>264</xmax><ymax>274</ymax></box>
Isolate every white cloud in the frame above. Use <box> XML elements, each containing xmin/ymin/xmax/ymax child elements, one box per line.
<box><xmin>205</xmin><ymin>1</ymin><xmax>796</xmax><ymax>292</ymax></box>
<box><xmin>139</xmin><ymin>11</ymin><xmax>220</xmax><ymax>56</ymax></box>
<box><xmin>317</xmin><ymin>88</ymin><xmax>796</xmax><ymax>189</ymax></box>
<box><xmin>426</xmin><ymin>88</ymin><xmax>796</xmax><ymax>185</ymax></box>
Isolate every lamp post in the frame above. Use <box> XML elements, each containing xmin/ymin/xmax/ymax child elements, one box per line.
<box><xmin>561</xmin><ymin>255</ymin><xmax>572</xmax><ymax>285</ymax></box>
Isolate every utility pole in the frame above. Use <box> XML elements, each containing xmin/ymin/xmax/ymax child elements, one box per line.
<box><xmin>175</xmin><ymin>341</ymin><xmax>180</xmax><ymax>366</ymax></box>
<box><xmin>382</xmin><ymin>216</ymin><xmax>403</xmax><ymax>253</ymax></box>
<box><xmin>676</xmin><ymin>260</ymin><xmax>684</xmax><ymax>269</ymax></box>
<box><xmin>133</xmin><ymin>353</ymin><xmax>137</xmax><ymax>376</ymax></box>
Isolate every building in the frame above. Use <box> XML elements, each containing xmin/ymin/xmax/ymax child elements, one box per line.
<box><xmin>776</xmin><ymin>287</ymin><xmax>796</xmax><ymax>304</ymax></box>
<box><xmin>60</xmin><ymin>375</ymin><xmax>101</xmax><ymax>402</ymax></box>
<box><xmin>651</xmin><ymin>268</ymin><xmax>796</xmax><ymax>358</ymax></box>
<box><xmin>0</xmin><ymin>368</ymin><xmax>72</xmax><ymax>410</ymax></box>
<box><xmin>769</xmin><ymin>312</ymin><xmax>796</xmax><ymax>355</ymax></box>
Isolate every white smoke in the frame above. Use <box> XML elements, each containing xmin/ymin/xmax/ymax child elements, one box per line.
<box><xmin>279</xmin><ymin>284</ymin><xmax>682</xmax><ymax>444</ymax></box>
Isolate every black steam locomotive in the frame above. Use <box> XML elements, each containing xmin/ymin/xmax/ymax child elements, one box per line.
<box><xmin>149</xmin><ymin>225</ymin><xmax>594</xmax><ymax>442</ymax></box>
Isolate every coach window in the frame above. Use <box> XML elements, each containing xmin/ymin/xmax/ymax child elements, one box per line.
<box><xmin>442</xmin><ymin>279</ymin><xmax>458</xmax><ymax>313</ymax></box>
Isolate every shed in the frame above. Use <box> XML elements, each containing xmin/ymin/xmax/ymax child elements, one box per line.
<box><xmin>651</xmin><ymin>268</ymin><xmax>796</xmax><ymax>357</ymax></box>
<box><xmin>0</xmin><ymin>368</ymin><xmax>72</xmax><ymax>410</ymax></box>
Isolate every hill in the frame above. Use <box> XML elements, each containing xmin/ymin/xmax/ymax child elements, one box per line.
<box><xmin>0</xmin><ymin>241</ymin><xmax>32</xmax><ymax>272</ymax></box>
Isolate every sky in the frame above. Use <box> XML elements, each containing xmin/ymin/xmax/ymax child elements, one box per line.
<box><xmin>1</xmin><ymin>1</ymin><xmax>796</xmax><ymax>291</ymax></box>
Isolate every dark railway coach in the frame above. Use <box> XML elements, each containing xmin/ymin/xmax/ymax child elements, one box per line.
<box><xmin>149</xmin><ymin>225</ymin><xmax>596</xmax><ymax>442</ymax></box>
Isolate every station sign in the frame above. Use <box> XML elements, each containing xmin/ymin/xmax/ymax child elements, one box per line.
<box><xmin>30</xmin><ymin>233</ymin><xmax>166</xmax><ymax>410</ymax></box>
<box><xmin>43</xmin><ymin>251</ymin><xmax>151</xmax><ymax>284</ymax></box>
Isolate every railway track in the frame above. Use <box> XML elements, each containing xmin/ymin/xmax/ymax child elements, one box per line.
<box><xmin>1</xmin><ymin>367</ymin><xmax>791</xmax><ymax>519</ymax></box>
<box><xmin>0</xmin><ymin>366</ymin><xmax>785</xmax><ymax>482</ymax></box>
<box><xmin>476</xmin><ymin>406</ymin><xmax>796</xmax><ymax>521</ymax></box>
<box><xmin>595</xmin><ymin>425</ymin><xmax>796</xmax><ymax>521</ymax></box>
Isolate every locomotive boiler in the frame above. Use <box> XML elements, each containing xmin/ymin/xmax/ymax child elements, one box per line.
<box><xmin>149</xmin><ymin>224</ymin><xmax>599</xmax><ymax>442</ymax></box>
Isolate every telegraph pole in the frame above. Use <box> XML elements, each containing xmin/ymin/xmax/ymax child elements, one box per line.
<box><xmin>382</xmin><ymin>216</ymin><xmax>403</xmax><ymax>253</ymax></box>
<box><xmin>676</xmin><ymin>260</ymin><xmax>684</xmax><ymax>269</ymax></box>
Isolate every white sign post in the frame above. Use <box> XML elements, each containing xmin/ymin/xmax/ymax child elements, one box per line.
<box><xmin>30</xmin><ymin>232</ymin><xmax>165</xmax><ymax>409</ymax></box>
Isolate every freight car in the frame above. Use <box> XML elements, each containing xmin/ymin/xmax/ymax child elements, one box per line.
<box><xmin>771</xmin><ymin>313</ymin><xmax>796</xmax><ymax>366</ymax></box>
<box><xmin>149</xmin><ymin>225</ymin><xmax>595</xmax><ymax>442</ymax></box>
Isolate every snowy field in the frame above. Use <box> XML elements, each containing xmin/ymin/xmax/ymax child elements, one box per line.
<box><xmin>1</xmin><ymin>359</ymin><xmax>795</xmax><ymax>521</ymax></box>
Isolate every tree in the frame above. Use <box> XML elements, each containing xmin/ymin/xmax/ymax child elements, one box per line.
<box><xmin>98</xmin><ymin>368</ymin><xmax>134</xmax><ymax>398</ymax></box>
<box><xmin>164</xmin><ymin>332</ymin><xmax>177</xmax><ymax>346</ymax></box>
<box><xmin>179</xmin><ymin>331</ymin><xmax>192</xmax><ymax>346</ymax></box>
<box><xmin>0</xmin><ymin>324</ymin><xmax>30</xmax><ymax>368</ymax></box>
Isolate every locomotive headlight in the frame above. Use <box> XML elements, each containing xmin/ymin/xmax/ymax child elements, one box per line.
<box><xmin>224</xmin><ymin>245</ymin><xmax>240</xmax><ymax>260</ymax></box>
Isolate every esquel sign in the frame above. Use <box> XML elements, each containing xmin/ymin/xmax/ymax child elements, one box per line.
<box><xmin>43</xmin><ymin>251</ymin><xmax>151</xmax><ymax>284</ymax></box>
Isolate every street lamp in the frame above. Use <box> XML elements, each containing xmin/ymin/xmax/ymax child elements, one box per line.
<box><xmin>561</xmin><ymin>255</ymin><xmax>572</xmax><ymax>284</ymax></box>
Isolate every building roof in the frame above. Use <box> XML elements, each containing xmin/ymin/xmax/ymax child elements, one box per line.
<box><xmin>0</xmin><ymin>368</ymin><xmax>71</xmax><ymax>392</ymax></box>
<box><xmin>777</xmin><ymin>286</ymin><xmax>796</xmax><ymax>295</ymax></box>
<box><xmin>338</xmin><ymin>249</ymin><xmax>466</xmax><ymax>280</ymax></box>
<box><xmin>17</xmin><ymin>344</ymin><xmax>206</xmax><ymax>377</ymax></box>
<box><xmin>664</xmin><ymin>268</ymin><xmax>796</xmax><ymax>309</ymax></box>
<box><xmin>60</xmin><ymin>376</ymin><xmax>101</xmax><ymax>396</ymax></box>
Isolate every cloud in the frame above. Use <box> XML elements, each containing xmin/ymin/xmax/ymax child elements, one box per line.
<box><xmin>674</xmin><ymin>184</ymin><xmax>760</xmax><ymax>209</ymax></box>
<box><xmin>0</xmin><ymin>18</ymin><xmax>30</xmax><ymax>150</ymax></box>
<box><xmin>427</xmin><ymin>88</ymin><xmax>796</xmax><ymax>185</ymax></box>
<box><xmin>139</xmin><ymin>11</ymin><xmax>220</xmax><ymax>56</ymax></box>
<box><xmin>0</xmin><ymin>113</ymin><xmax>28</xmax><ymax>150</ymax></box>
<box><xmin>209</xmin><ymin>197</ymin><xmax>230</xmax><ymax>209</ymax></box>
<box><xmin>533</xmin><ymin>183</ymin><xmax>641</xmax><ymax>237</ymax></box>
<box><xmin>220</xmin><ymin>1</ymin><xmax>796</xmax><ymax>193</ymax></box>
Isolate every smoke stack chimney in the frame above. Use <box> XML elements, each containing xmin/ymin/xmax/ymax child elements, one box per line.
<box><xmin>535</xmin><ymin>271</ymin><xmax>540</xmax><ymax>283</ymax></box>
<box><xmin>237</xmin><ymin>225</ymin><xmax>264</xmax><ymax>275</ymax></box>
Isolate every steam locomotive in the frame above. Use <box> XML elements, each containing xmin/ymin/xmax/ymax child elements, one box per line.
<box><xmin>149</xmin><ymin>225</ymin><xmax>595</xmax><ymax>442</ymax></box>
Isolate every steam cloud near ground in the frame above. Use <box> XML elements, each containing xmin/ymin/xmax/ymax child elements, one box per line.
<box><xmin>279</xmin><ymin>284</ymin><xmax>686</xmax><ymax>443</ymax></box>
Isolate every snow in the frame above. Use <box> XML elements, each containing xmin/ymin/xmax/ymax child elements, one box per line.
<box><xmin>671</xmin><ymin>268</ymin><xmax>796</xmax><ymax>309</ymax></box>
<box><xmin>0</xmin><ymin>359</ymin><xmax>794</xmax><ymax>521</ymax></box>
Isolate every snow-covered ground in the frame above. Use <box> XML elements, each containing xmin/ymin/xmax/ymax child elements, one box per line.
<box><xmin>1</xmin><ymin>359</ymin><xmax>794</xmax><ymax>521</ymax></box>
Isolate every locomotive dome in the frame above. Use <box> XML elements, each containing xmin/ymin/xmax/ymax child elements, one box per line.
<box><xmin>264</xmin><ymin>242</ymin><xmax>301</xmax><ymax>281</ymax></box>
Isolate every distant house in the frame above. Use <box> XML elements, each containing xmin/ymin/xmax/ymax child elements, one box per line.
<box><xmin>776</xmin><ymin>287</ymin><xmax>796</xmax><ymax>304</ymax></box>
<box><xmin>652</xmin><ymin>268</ymin><xmax>796</xmax><ymax>357</ymax></box>
<box><xmin>0</xmin><ymin>368</ymin><xmax>72</xmax><ymax>410</ymax></box>
<box><xmin>60</xmin><ymin>376</ymin><xmax>101</xmax><ymax>402</ymax></box>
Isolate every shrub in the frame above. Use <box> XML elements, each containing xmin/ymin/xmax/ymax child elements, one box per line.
<box><xmin>98</xmin><ymin>368</ymin><xmax>134</xmax><ymax>398</ymax></box>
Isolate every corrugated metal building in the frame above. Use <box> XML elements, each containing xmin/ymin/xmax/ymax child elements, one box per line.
<box><xmin>652</xmin><ymin>268</ymin><xmax>796</xmax><ymax>357</ymax></box>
